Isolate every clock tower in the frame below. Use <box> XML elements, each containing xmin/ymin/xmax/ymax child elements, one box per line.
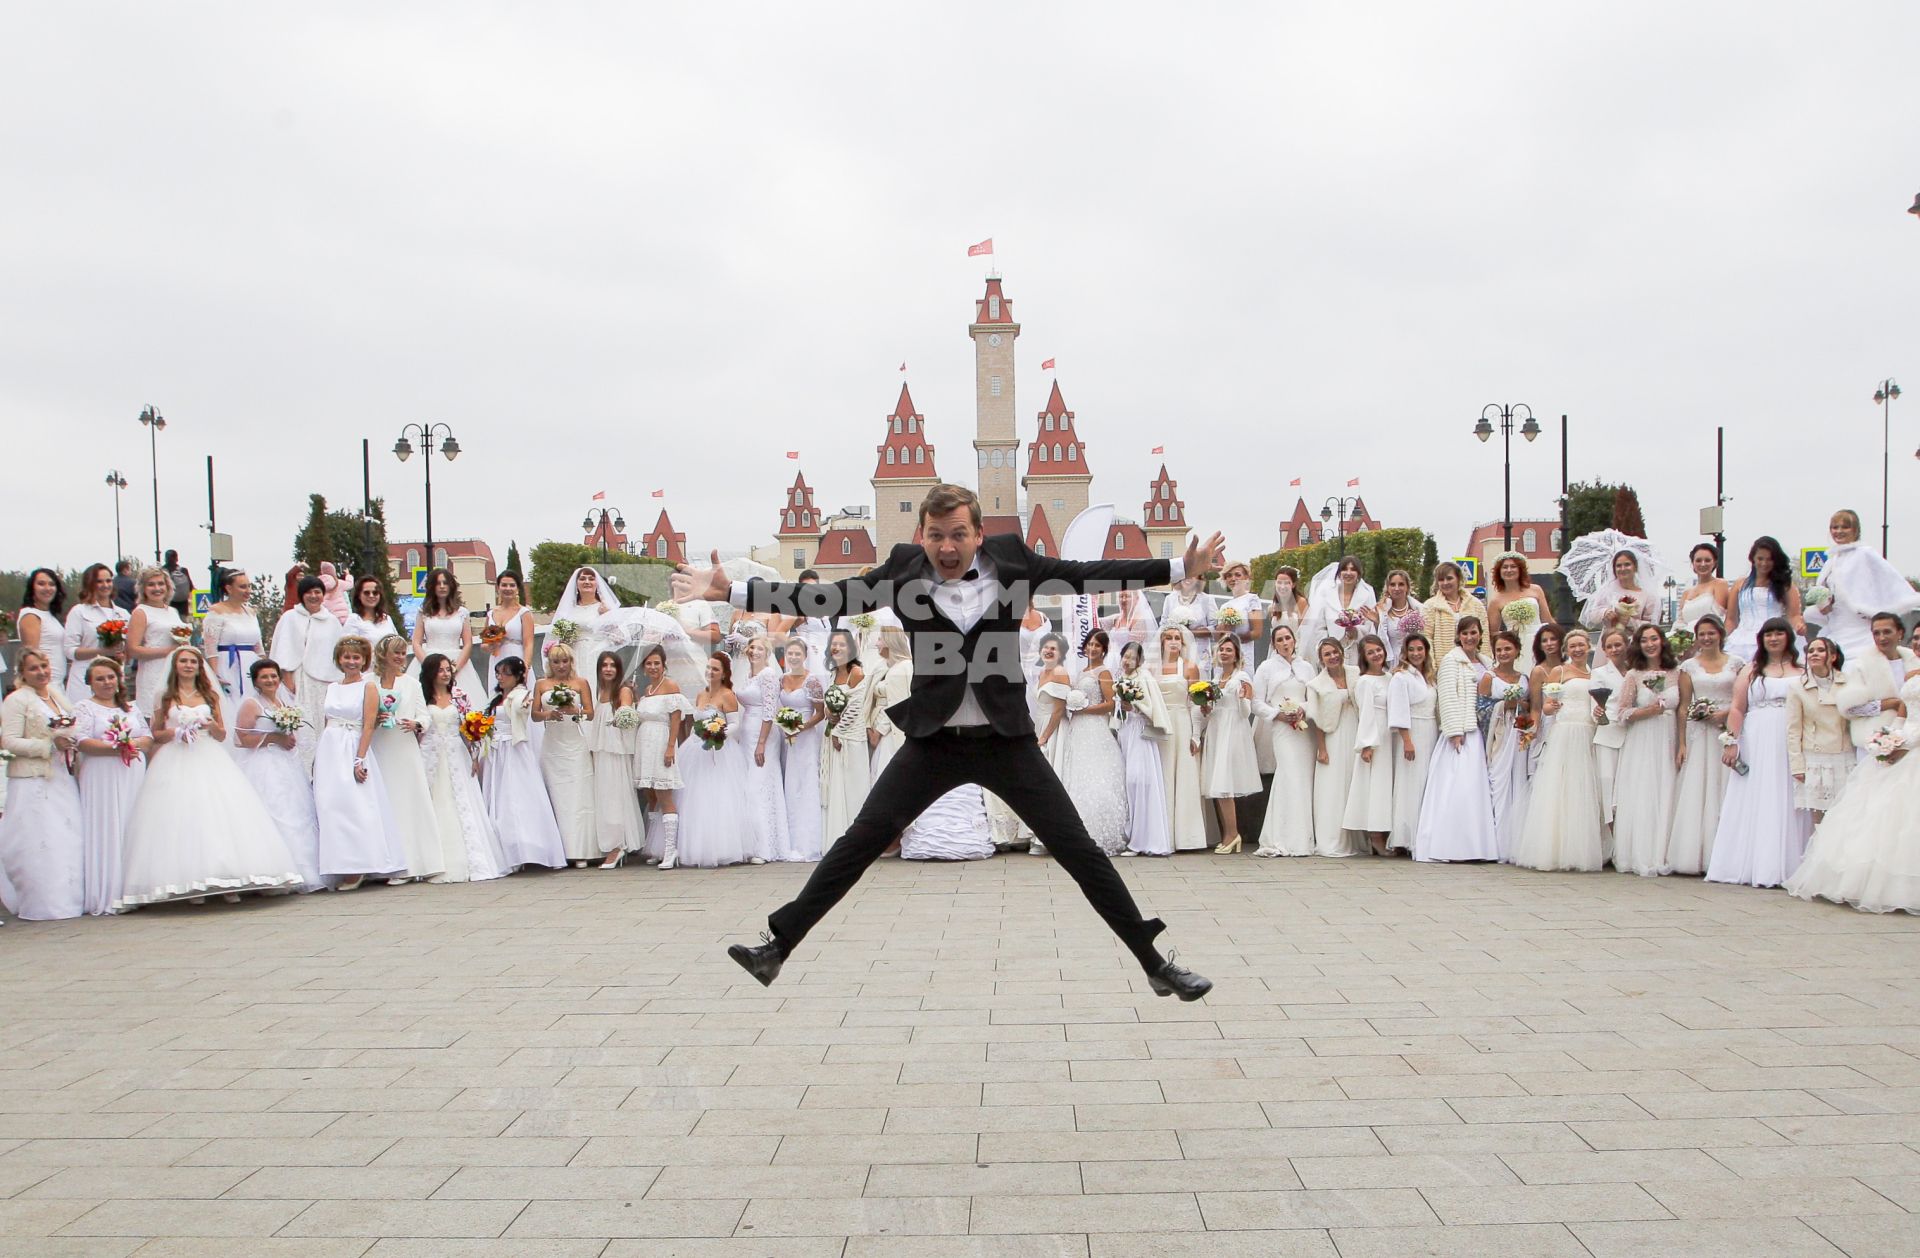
<box><xmin>969</xmin><ymin>276</ymin><xmax>1021</xmax><ymax>521</ymax></box>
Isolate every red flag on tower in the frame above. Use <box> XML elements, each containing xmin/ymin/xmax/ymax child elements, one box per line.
<box><xmin>591</xmin><ymin>490</ymin><xmax>606</xmax><ymax>501</ymax></box>
<box><xmin>651</xmin><ymin>489</ymin><xmax>665</xmax><ymax>499</ymax></box>
<box><xmin>1347</xmin><ymin>477</ymin><xmax>1361</xmax><ymax>487</ymax></box>
<box><xmin>1151</xmin><ymin>445</ymin><xmax>1165</xmax><ymax>454</ymax></box>
<box><xmin>1041</xmin><ymin>358</ymin><xmax>1056</xmax><ymax>370</ymax></box>
<box><xmin>898</xmin><ymin>362</ymin><xmax>906</xmax><ymax>372</ymax></box>
<box><xmin>1288</xmin><ymin>477</ymin><xmax>1302</xmax><ymax>487</ymax></box>
<box><xmin>785</xmin><ymin>451</ymin><xmax>799</xmax><ymax>460</ymax></box>
<box><xmin>967</xmin><ymin>238</ymin><xmax>993</xmax><ymax>257</ymax></box>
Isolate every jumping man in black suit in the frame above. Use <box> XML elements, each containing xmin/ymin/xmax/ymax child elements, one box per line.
<box><xmin>672</xmin><ymin>483</ymin><xmax>1221</xmax><ymax>1001</ymax></box>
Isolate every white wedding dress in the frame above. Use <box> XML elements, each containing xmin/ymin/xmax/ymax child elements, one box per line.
<box><xmin>1609</xmin><ymin>671</ymin><xmax>1679</xmax><ymax>876</ymax></box>
<box><xmin>116</xmin><ymin>703</ymin><xmax>303</xmax><ymax>909</ymax></box>
<box><xmin>133</xmin><ymin>606</ymin><xmax>187</xmax><ymax>718</ymax></box>
<box><xmin>672</xmin><ymin>707</ymin><xmax>752</xmax><ymax>867</ymax></box>
<box><xmin>418</xmin><ymin>703</ymin><xmax>511</xmax><ymax>882</ymax></box>
<box><xmin>479</xmin><ymin>688</ymin><xmax>566</xmax><ymax>871</ymax></box>
<box><xmin>1061</xmin><ymin>665</ymin><xmax>1128</xmax><ymax>855</ymax></box>
<box><xmin>777</xmin><ymin>678</ymin><xmax>825</xmax><ymax>861</ymax></box>
<box><xmin>1789</xmin><ymin>674</ymin><xmax>1920</xmax><ymax>913</ymax></box>
<box><xmin>313</xmin><ymin>681</ymin><xmax>410</xmax><ymax>879</ymax></box>
<box><xmin>1511</xmin><ymin>676</ymin><xmax>1609</xmax><ymax>871</ymax></box>
<box><xmin>1705</xmin><ymin>674</ymin><xmax>1813</xmax><ymax>888</ymax></box>
<box><xmin>739</xmin><ymin>663</ymin><xmax>791</xmax><ymax>862</ymax></box>
<box><xmin>414</xmin><ymin>612</ymin><xmax>488</xmax><ymax>702</ymax></box>
<box><xmin>234</xmin><ymin>697</ymin><xmax>326</xmax><ymax>891</ymax></box>
<box><xmin>1669</xmin><ymin>657</ymin><xmax>1737</xmax><ymax>874</ymax></box>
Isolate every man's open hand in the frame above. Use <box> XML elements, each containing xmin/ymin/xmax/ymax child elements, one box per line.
<box><xmin>1183</xmin><ymin>531</ymin><xmax>1227</xmax><ymax>577</ymax></box>
<box><xmin>671</xmin><ymin>549</ymin><xmax>733</xmax><ymax>604</ymax></box>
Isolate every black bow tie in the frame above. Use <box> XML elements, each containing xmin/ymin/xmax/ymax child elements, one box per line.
<box><xmin>963</xmin><ymin>569</ymin><xmax>979</xmax><ymax>582</ymax></box>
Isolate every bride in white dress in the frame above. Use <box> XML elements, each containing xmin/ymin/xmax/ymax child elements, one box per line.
<box><xmin>1061</xmin><ymin>631</ymin><xmax>1129</xmax><ymax>857</ymax></box>
<box><xmin>0</xmin><ymin>649</ymin><xmax>85</xmax><ymax>920</ymax></box>
<box><xmin>201</xmin><ymin>571</ymin><xmax>267</xmax><ymax>707</ymax></box>
<box><xmin>775</xmin><ymin>639</ymin><xmax>827</xmax><ymax>863</ymax></box>
<box><xmin>478</xmin><ymin>657</ymin><xmax>566</xmax><ymax>871</ymax></box>
<box><xmin>233</xmin><ymin>659</ymin><xmax>326</xmax><ymax>892</ymax></box>
<box><xmin>116</xmin><ymin>647</ymin><xmax>303</xmax><ymax>909</ymax></box>
<box><xmin>126</xmin><ymin>567</ymin><xmax>189</xmax><ymax>719</ymax></box>
<box><xmin>1304</xmin><ymin>557</ymin><xmax>1378</xmax><ymax>666</ymax></box>
<box><xmin>672</xmin><ymin>655</ymin><xmax>753</xmax><ymax>868</ymax></box>
<box><xmin>312</xmin><ymin>636</ymin><xmax>410</xmax><ymax>888</ymax></box>
<box><xmin>1511</xmin><ymin>630</ymin><xmax>1609</xmax><ymax>871</ymax></box>
<box><xmin>551</xmin><ymin>566</ymin><xmax>621</xmax><ymax>681</ymax></box>
<box><xmin>1676</xmin><ymin>544</ymin><xmax>1733</xmax><ymax>637</ymax></box>
<box><xmin>1812</xmin><ymin>512</ymin><xmax>1917</xmax><ymax>666</ymax></box>
<box><xmin>1199</xmin><ymin>635</ymin><xmax>1261</xmax><ymax>853</ymax></box>
<box><xmin>1253</xmin><ymin>624</ymin><xmax>1316</xmax><ymax>857</ymax></box>
<box><xmin>1386</xmin><ymin>634</ymin><xmax>1438</xmax><ymax>853</ymax></box>
<box><xmin>1343</xmin><ymin>636</ymin><xmax>1397</xmax><ymax>856</ymax></box>
<box><xmin>371</xmin><ymin>635</ymin><xmax>444</xmax><ymax>883</ymax></box>
<box><xmin>739</xmin><ymin>637</ymin><xmax>791</xmax><ymax>863</ymax></box>
<box><xmin>1113</xmin><ymin>641</ymin><xmax>1172</xmax><ymax>857</ymax></box>
<box><xmin>411</xmin><ymin>568</ymin><xmax>487</xmax><ymax>702</ymax></box>
<box><xmin>417</xmin><ymin>654</ymin><xmax>511</xmax><ymax>883</ymax></box>
<box><xmin>1706</xmin><ymin>620</ymin><xmax>1812</xmax><ymax>888</ymax></box>
<box><xmin>1485</xmin><ymin>554</ymin><xmax>1552</xmax><ymax>666</ymax></box>
<box><xmin>1725</xmin><ymin>537</ymin><xmax>1805</xmax><ymax>662</ymax></box>
<box><xmin>535</xmin><ymin>642</ymin><xmax>600</xmax><ymax>866</ymax></box>
<box><xmin>1413</xmin><ymin>617</ymin><xmax>1498</xmax><ymax>863</ymax></box>
<box><xmin>1669</xmin><ymin>617</ymin><xmax>1738</xmax><ymax>874</ymax></box>
<box><xmin>1788</xmin><ymin>670</ymin><xmax>1920</xmax><ymax>913</ymax></box>
<box><xmin>1607</xmin><ymin>623</ymin><xmax>1685</xmax><ymax>877</ymax></box>
<box><xmin>1481</xmin><ymin>631</ymin><xmax>1533</xmax><ymax>863</ymax></box>
<box><xmin>1030</xmin><ymin>642</ymin><xmax>1077</xmax><ymax>856</ymax></box>
<box><xmin>268</xmin><ymin>576</ymin><xmax>342</xmax><ymax>775</ymax></box>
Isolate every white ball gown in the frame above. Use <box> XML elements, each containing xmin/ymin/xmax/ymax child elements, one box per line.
<box><xmin>132</xmin><ymin>605</ymin><xmax>188</xmax><ymax>718</ymax></box>
<box><xmin>1385</xmin><ymin>669</ymin><xmax>1438</xmax><ymax>852</ymax></box>
<box><xmin>1788</xmin><ymin>674</ymin><xmax>1920</xmax><ymax>913</ymax></box>
<box><xmin>776</xmin><ymin>677</ymin><xmax>825</xmax><ymax>862</ymax></box>
<box><xmin>1200</xmin><ymin>667</ymin><xmax>1262</xmax><ymax>802</ymax></box>
<box><xmin>1341</xmin><ymin>671</ymin><xmax>1396</xmax><ymax>836</ymax></box>
<box><xmin>588</xmin><ymin>698</ymin><xmax>646</xmax><ymax>858</ymax></box>
<box><xmin>201</xmin><ymin>607</ymin><xmax>266</xmax><ymax>707</ymax></box>
<box><xmin>1413</xmin><ymin>650</ymin><xmax>1499</xmax><ymax>863</ymax></box>
<box><xmin>313</xmin><ymin>680</ymin><xmax>410</xmax><ymax>880</ymax></box>
<box><xmin>739</xmin><ymin>662</ymin><xmax>791</xmax><ymax>863</ymax></box>
<box><xmin>871</xmin><ymin>659</ymin><xmax>994</xmax><ymax>862</ymax></box>
<box><xmin>1608</xmin><ymin>671</ymin><xmax>1680</xmax><ymax>876</ymax></box>
<box><xmin>1483</xmin><ymin>673</ymin><xmax>1532</xmax><ymax>862</ymax></box>
<box><xmin>1705</xmin><ymin>673</ymin><xmax>1813</xmax><ymax>888</ymax></box>
<box><xmin>0</xmin><ymin>688</ymin><xmax>85</xmax><ymax>920</ymax></box>
<box><xmin>1155</xmin><ymin>668</ymin><xmax>1211</xmax><ymax>852</ymax></box>
<box><xmin>539</xmin><ymin>686</ymin><xmax>601</xmax><ymax>862</ymax></box>
<box><xmin>371</xmin><ymin>676</ymin><xmax>444</xmax><ymax>881</ymax></box>
<box><xmin>233</xmin><ymin>696</ymin><xmax>326</xmax><ymax>892</ymax></box>
<box><xmin>116</xmin><ymin>702</ymin><xmax>303</xmax><ymax>909</ymax></box>
<box><xmin>1062</xmin><ymin>665</ymin><xmax>1129</xmax><ymax>856</ymax></box>
<box><xmin>72</xmin><ymin>698</ymin><xmax>149</xmax><ymax>915</ymax></box>
<box><xmin>1307</xmin><ymin>671</ymin><xmax>1367</xmax><ymax>857</ymax></box>
<box><xmin>413</xmin><ymin>611</ymin><xmax>488</xmax><ymax>703</ymax></box>
<box><xmin>1114</xmin><ymin>674</ymin><xmax>1172</xmax><ymax>857</ymax></box>
<box><xmin>418</xmin><ymin>703</ymin><xmax>511</xmax><ymax>883</ymax></box>
<box><xmin>479</xmin><ymin>688</ymin><xmax>566</xmax><ymax>871</ymax></box>
<box><xmin>665</xmin><ymin>707</ymin><xmax>752</xmax><ymax>867</ymax></box>
<box><xmin>1511</xmin><ymin>675</ymin><xmax>1609</xmax><ymax>871</ymax></box>
<box><xmin>1024</xmin><ymin>676</ymin><xmax>1076</xmax><ymax>850</ymax></box>
<box><xmin>1252</xmin><ymin>657</ymin><xmax>1316</xmax><ymax>857</ymax></box>
<box><xmin>1668</xmin><ymin>656</ymin><xmax>1738</xmax><ymax>874</ymax></box>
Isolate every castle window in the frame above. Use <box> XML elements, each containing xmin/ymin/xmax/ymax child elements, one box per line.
<box><xmin>1551</xmin><ymin>528</ymin><xmax>1564</xmax><ymax>553</ymax></box>
<box><xmin>977</xmin><ymin>450</ymin><xmax>987</xmax><ymax>469</ymax></box>
<box><xmin>1034</xmin><ymin>541</ymin><xmax>1047</xmax><ymax>556</ymax></box>
<box><xmin>785</xmin><ymin>511</ymin><xmax>795</xmax><ymax>527</ymax></box>
<box><xmin>793</xmin><ymin>489</ymin><xmax>803</xmax><ymax>505</ymax></box>
<box><xmin>1153</xmin><ymin>504</ymin><xmax>1162</xmax><ymax>521</ymax></box>
<box><xmin>793</xmin><ymin>549</ymin><xmax>806</xmax><ymax>569</ymax></box>
<box><xmin>841</xmin><ymin>538</ymin><xmax>852</xmax><ymax>556</ymax></box>
<box><xmin>887</xmin><ymin>448</ymin><xmax>896</xmax><ymax>464</ymax></box>
<box><xmin>1163</xmin><ymin>484</ymin><xmax>1171</xmax><ymax>500</ymax></box>
<box><xmin>907</xmin><ymin>417</ymin><xmax>916</xmax><ymax>433</ymax></box>
<box><xmin>1053</xmin><ymin>443</ymin><xmax>1063</xmax><ymax>461</ymax></box>
<box><xmin>434</xmin><ymin>548</ymin><xmax>448</xmax><ymax>568</ymax></box>
<box><xmin>1053</xmin><ymin>499</ymin><xmax>1064</xmax><ymax>510</ymax></box>
<box><xmin>1523</xmin><ymin>528</ymin><xmax>1538</xmax><ymax>552</ymax></box>
<box><xmin>900</xmin><ymin>501</ymin><xmax>911</xmax><ymax>513</ymax></box>
<box><xmin>1298</xmin><ymin>525</ymin><xmax>1311</xmax><ymax>545</ymax></box>
<box><xmin>914</xmin><ymin>447</ymin><xmax>924</xmax><ymax>464</ymax></box>
<box><xmin>988</xmin><ymin>296</ymin><xmax>1000</xmax><ymax>319</ymax></box>
<box><xmin>1161</xmin><ymin>542</ymin><xmax>1175</xmax><ymax>558</ymax></box>
<box><xmin>1038</xmin><ymin>446</ymin><xmax>1048</xmax><ymax>463</ymax></box>
<box><xmin>1044</xmin><ymin>414</ymin><xmax>1054</xmax><ymax>431</ymax></box>
<box><xmin>991</xmin><ymin>449</ymin><xmax>1004</xmax><ymax>467</ymax></box>
<box><xmin>1066</xmin><ymin>443</ymin><xmax>1076</xmax><ymax>460</ymax></box>
<box><xmin>654</xmin><ymin>538</ymin><xmax>666</xmax><ymax>558</ymax></box>
<box><xmin>989</xmin><ymin>375</ymin><xmax>1002</xmax><ymax>397</ymax></box>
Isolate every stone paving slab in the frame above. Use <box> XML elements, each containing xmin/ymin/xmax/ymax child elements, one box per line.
<box><xmin>2</xmin><ymin>854</ymin><xmax>1918</xmax><ymax>1254</ymax></box>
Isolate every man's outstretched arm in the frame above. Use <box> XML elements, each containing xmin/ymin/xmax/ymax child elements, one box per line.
<box><xmin>671</xmin><ymin>549</ymin><xmax>899</xmax><ymax>620</ymax></box>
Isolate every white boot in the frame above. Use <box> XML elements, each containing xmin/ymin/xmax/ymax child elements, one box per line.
<box><xmin>659</xmin><ymin>814</ymin><xmax>680</xmax><ymax>871</ymax></box>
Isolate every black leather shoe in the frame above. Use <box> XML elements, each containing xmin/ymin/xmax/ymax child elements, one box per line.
<box><xmin>727</xmin><ymin>933</ymin><xmax>788</xmax><ymax>987</ymax></box>
<box><xmin>1146</xmin><ymin>951</ymin><xmax>1212</xmax><ymax>1002</ymax></box>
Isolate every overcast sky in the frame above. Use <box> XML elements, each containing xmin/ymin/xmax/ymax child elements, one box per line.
<box><xmin>5</xmin><ymin>2</ymin><xmax>1916</xmax><ymax>590</ymax></box>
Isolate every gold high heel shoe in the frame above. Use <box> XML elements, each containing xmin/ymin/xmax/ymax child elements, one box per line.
<box><xmin>1213</xmin><ymin>835</ymin><xmax>1243</xmax><ymax>855</ymax></box>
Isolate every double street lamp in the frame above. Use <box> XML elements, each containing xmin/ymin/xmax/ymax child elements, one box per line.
<box><xmin>1876</xmin><ymin>379</ymin><xmax>1901</xmax><ymax>557</ymax></box>
<box><xmin>1321</xmin><ymin>496</ymin><xmax>1360</xmax><ymax>557</ymax></box>
<box><xmin>393</xmin><ymin>423</ymin><xmax>461</xmax><ymax>565</ymax></box>
<box><xmin>1473</xmin><ymin>402</ymin><xmax>1540</xmax><ymax>552</ymax></box>
<box><xmin>583</xmin><ymin>506</ymin><xmax>628</xmax><ymax>566</ymax></box>
<box><xmin>105</xmin><ymin>470</ymin><xmax>129</xmax><ymax>563</ymax></box>
<box><xmin>138</xmin><ymin>405</ymin><xmax>166</xmax><ymax>563</ymax></box>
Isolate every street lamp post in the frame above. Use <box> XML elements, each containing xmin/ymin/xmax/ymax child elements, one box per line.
<box><xmin>1875</xmin><ymin>379</ymin><xmax>1901</xmax><ymax>557</ymax></box>
<box><xmin>1472</xmin><ymin>403</ymin><xmax>1540</xmax><ymax>552</ymax></box>
<box><xmin>105</xmin><ymin>470</ymin><xmax>129</xmax><ymax>563</ymax></box>
<box><xmin>1320</xmin><ymin>496</ymin><xmax>1359</xmax><ymax>557</ymax></box>
<box><xmin>138</xmin><ymin>406</ymin><xmax>166</xmax><ymax>563</ymax></box>
<box><xmin>582</xmin><ymin>506</ymin><xmax>628</xmax><ymax>567</ymax></box>
<box><xmin>392</xmin><ymin>423</ymin><xmax>462</xmax><ymax>565</ymax></box>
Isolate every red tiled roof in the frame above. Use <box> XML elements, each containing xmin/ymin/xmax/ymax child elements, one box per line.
<box><xmin>815</xmin><ymin>527</ymin><xmax>877</xmax><ymax>567</ymax></box>
<box><xmin>1024</xmin><ymin>504</ymin><xmax>1058</xmax><ymax>557</ymax></box>
<box><xmin>1025</xmin><ymin>380</ymin><xmax>1090</xmax><ymax>478</ymax></box>
<box><xmin>776</xmin><ymin>471</ymin><xmax>820</xmax><ymax>538</ymax></box>
<box><xmin>1101</xmin><ymin>523</ymin><xmax>1151</xmax><ymax>561</ymax></box>
<box><xmin>979</xmin><ymin>513</ymin><xmax>1022</xmax><ymax>539</ymax></box>
<box><xmin>641</xmin><ymin>510</ymin><xmax>686</xmax><ymax>566</ymax></box>
<box><xmin>874</xmin><ymin>383</ymin><xmax>939</xmax><ymax>481</ymax></box>
<box><xmin>1142</xmin><ymin>463</ymin><xmax>1186</xmax><ymax>529</ymax></box>
<box><xmin>970</xmin><ymin>276</ymin><xmax>1016</xmax><ymax>327</ymax></box>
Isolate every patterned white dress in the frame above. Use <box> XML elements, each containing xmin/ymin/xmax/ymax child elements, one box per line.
<box><xmin>1669</xmin><ymin>656</ymin><xmax>1738</xmax><ymax>874</ymax></box>
<box><xmin>1706</xmin><ymin>674</ymin><xmax>1813</xmax><ymax>888</ymax></box>
<box><xmin>1062</xmin><ymin>665</ymin><xmax>1128</xmax><ymax>855</ymax></box>
<box><xmin>419</xmin><ymin>703</ymin><xmax>511</xmax><ymax>882</ymax></box>
<box><xmin>1511</xmin><ymin>676</ymin><xmax>1609</xmax><ymax>871</ymax></box>
<box><xmin>1199</xmin><ymin>667</ymin><xmax>1261</xmax><ymax>800</ymax></box>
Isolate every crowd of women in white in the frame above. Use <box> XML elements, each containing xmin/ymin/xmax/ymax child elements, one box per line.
<box><xmin>5</xmin><ymin>507</ymin><xmax>1920</xmax><ymax>922</ymax></box>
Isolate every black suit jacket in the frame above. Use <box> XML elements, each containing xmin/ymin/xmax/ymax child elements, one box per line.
<box><xmin>743</xmin><ymin>533</ymin><xmax>1173</xmax><ymax>739</ymax></box>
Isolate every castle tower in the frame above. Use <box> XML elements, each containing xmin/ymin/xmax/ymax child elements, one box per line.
<box><xmin>969</xmin><ymin>276</ymin><xmax>1021</xmax><ymax>518</ymax></box>
<box><xmin>773</xmin><ymin>470</ymin><xmax>822</xmax><ymax>578</ymax></box>
<box><xmin>871</xmin><ymin>382</ymin><xmax>939</xmax><ymax>553</ymax></box>
<box><xmin>1141</xmin><ymin>464</ymin><xmax>1190</xmax><ymax>560</ymax></box>
<box><xmin>1021</xmin><ymin>379</ymin><xmax>1092</xmax><ymax>527</ymax></box>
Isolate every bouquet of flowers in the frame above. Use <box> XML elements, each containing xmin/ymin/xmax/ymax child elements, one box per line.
<box><xmin>171</xmin><ymin>710</ymin><xmax>206</xmax><ymax>747</ymax></box>
<box><xmin>1542</xmin><ymin>682</ymin><xmax>1565</xmax><ymax>703</ymax></box>
<box><xmin>1667</xmin><ymin>627</ymin><xmax>1695</xmax><ymax>657</ymax></box>
<box><xmin>1870</xmin><ymin>728</ymin><xmax>1909</xmax><ymax>763</ymax></box>
<box><xmin>1275</xmin><ymin>697</ymin><xmax>1306</xmax><ymax>729</ymax></box>
<box><xmin>1215</xmin><ymin>606</ymin><xmax>1244</xmax><ymax>632</ymax></box>
<box><xmin>694</xmin><ymin>710</ymin><xmax>729</xmax><ymax>750</ymax></box>
<box><xmin>655</xmin><ymin>600</ymin><xmax>683</xmax><ymax>620</ymax></box>
<box><xmin>612</xmin><ymin>706</ymin><xmax>640</xmax><ymax>732</ymax></box>
<box><xmin>169</xmin><ymin>623</ymin><xmax>194</xmax><ymax>644</ymax></box>
<box><xmin>546</xmin><ymin>683</ymin><xmax>581</xmax><ymax>718</ymax></box>
<box><xmin>823</xmin><ymin>683</ymin><xmax>853</xmax><ymax>719</ymax></box>
<box><xmin>478</xmin><ymin>624</ymin><xmax>507</xmax><ymax>648</ymax></box>
<box><xmin>459</xmin><ymin>710</ymin><xmax>496</xmax><ymax>758</ymax></box>
<box><xmin>105</xmin><ymin>712</ymin><xmax>141</xmax><ymax>766</ymax></box>
<box><xmin>1501</xmin><ymin>682</ymin><xmax>1524</xmax><ymax>705</ymax></box>
<box><xmin>1514</xmin><ymin>710</ymin><xmax>1537</xmax><ymax>748</ymax></box>
<box><xmin>270</xmin><ymin>706</ymin><xmax>306</xmax><ymax>735</ymax></box>
<box><xmin>96</xmin><ymin>619</ymin><xmax>129</xmax><ymax>648</ymax></box>
<box><xmin>1643</xmin><ymin>673</ymin><xmax>1667</xmax><ymax>696</ymax></box>
<box><xmin>1501</xmin><ymin>600</ymin><xmax>1538</xmax><ymax>629</ymax></box>
<box><xmin>1163</xmin><ymin>605</ymin><xmax>1195</xmax><ymax>629</ymax></box>
<box><xmin>1396</xmin><ymin>607</ymin><xmax>1426</xmax><ymax>637</ymax></box>
<box><xmin>1334</xmin><ymin>608</ymin><xmax>1367</xmax><ymax>634</ymax></box>
<box><xmin>1804</xmin><ymin>585</ymin><xmax>1832</xmax><ymax>610</ymax></box>
<box><xmin>378</xmin><ymin>690</ymin><xmax>399</xmax><ymax>729</ymax></box>
<box><xmin>774</xmin><ymin>706</ymin><xmax>804</xmax><ymax>742</ymax></box>
<box><xmin>849</xmin><ymin>613</ymin><xmax>877</xmax><ymax>632</ymax></box>
<box><xmin>1114</xmin><ymin>676</ymin><xmax>1146</xmax><ymax>708</ymax></box>
<box><xmin>547</xmin><ymin>619</ymin><xmax>580</xmax><ymax>647</ymax></box>
<box><xmin>1187</xmin><ymin>679</ymin><xmax>1219</xmax><ymax>709</ymax></box>
<box><xmin>1615</xmin><ymin>595</ymin><xmax>1641</xmax><ymax>621</ymax></box>
<box><xmin>1687</xmin><ymin>698</ymin><xmax>1717</xmax><ymax>723</ymax></box>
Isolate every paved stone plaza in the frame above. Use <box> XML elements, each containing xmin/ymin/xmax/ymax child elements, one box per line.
<box><xmin>3</xmin><ymin>853</ymin><xmax>1919</xmax><ymax>1257</ymax></box>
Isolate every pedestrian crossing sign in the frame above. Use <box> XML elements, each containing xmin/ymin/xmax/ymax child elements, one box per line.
<box><xmin>191</xmin><ymin>590</ymin><xmax>211</xmax><ymax>619</ymax></box>
<box><xmin>1453</xmin><ymin>557</ymin><xmax>1480</xmax><ymax>586</ymax></box>
<box><xmin>411</xmin><ymin>567</ymin><xmax>430</xmax><ymax>596</ymax></box>
<box><xmin>1800</xmin><ymin>548</ymin><xmax>1828</xmax><ymax>578</ymax></box>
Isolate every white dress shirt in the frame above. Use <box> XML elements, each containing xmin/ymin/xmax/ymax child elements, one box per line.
<box><xmin>733</xmin><ymin>551</ymin><xmax>1184</xmax><ymax>730</ymax></box>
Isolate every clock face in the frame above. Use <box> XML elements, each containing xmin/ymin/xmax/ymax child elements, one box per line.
<box><xmin>987</xmin><ymin>334</ymin><xmax>1002</xmax><ymax>348</ymax></box>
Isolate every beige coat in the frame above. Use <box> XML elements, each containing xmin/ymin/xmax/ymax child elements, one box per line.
<box><xmin>2</xmin><ymin>686</ymin><xmax>75</xmax><ymax>780</ymax></box>
<box><xmin>1786</xmin><ymin>671</ymin><xmax>1853</xmax><ymax>775</ymax></box>
<box><xmin>1421</xmin><ymin>592</ymin><xmax>1489</xmax><ymax>662</ymax></box>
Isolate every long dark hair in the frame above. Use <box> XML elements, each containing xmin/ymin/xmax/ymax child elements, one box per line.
<box><xmin>20</xmin><ymin>567</ymin><xmax>66</xmax><ymax>618</ymax></box>
<box><xmin>1628</xmin><ymin>622</ymin><xmax>1678</xmax><ymax>673</ymax></box>
<box><xmin>1749</xmin><ymin>615</ymin><xmax>1801</xmax><ymax>687</ymax></box>
<box><xmin>1532</xmin><ymin>623</ymin><xmax>1564</xmax><ymax>666</ymax></box>
<box><xmin>487</xmin><ymin>656</ymin><xmax>527</xmax><ymax>715</ymax></box>
<box><xmin>594</xmin><ymin>650</ymin><xmax>626</xmax><ymax>705</ymax></box>
<box><xmin>420</xmin><ymin>652</ymin><xmax>453</xmax><ymax>704</ymax></box>
<box><xmin>1745</xmin><ymin>536</ymin><xmax>1791</xmax><ymax>607</ymax></box>
<box><xmin>828</xmin><ymin>628</ymin><xmax>860</xmax><ymax>673</ymax></box>
<box><xmin>422</xmin><ymin>567</ymin><xmax>462</xmax><ymax>617</ymax></box>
